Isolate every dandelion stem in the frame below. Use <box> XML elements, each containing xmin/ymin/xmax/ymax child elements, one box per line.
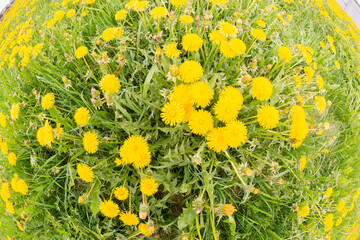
<box><xmin>195</xmin><ymin>214</ymin><xmax>203</xmax><ymax>240</ymax></box>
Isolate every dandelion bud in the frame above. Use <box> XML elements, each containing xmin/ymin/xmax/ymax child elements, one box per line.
<box><xmin>222</xmin><ymin>204</ymin><xmax>237</xmax><ymax>216</ymax></box>
<box><xmin>283</xmin><ymin>108</ymin><xmax>289</xmax><ymax>114</ymax></box>
<box><xmin>244</xmin><ymin>20</ymin><xmax>249</xmax><ymax>26</ymax></box>
<box><xmin>101</xmin><ymin>51</ymin><xmax>108</xmax><ymax>59</ymax></box>
<box><xmin>64</xmin><ymin>32</ymin><xmax>69</xmax><ymax>38</ymax></box>
<box><xmin>120</xmin><ymin>40</ymin><xmax>126</xmax><ymax>45</ymax></box>
<box><xmin>64</xmin><ymin>53</ymin><xmax>69</xmax><ymax>58</ymax></box>
<box><xmin>96</xmin><ymin>40</ymin><xmax>101</xmax><ymax>45</ymax></box>
<box><xmin>236</xmin><ymin>18</ymin><xmax>242</xmax><ymax>25</ymax></box>
<box><xmin>181</xmin><ymin>236</ymin><xmax>189</xmax><ymax>240</ymax></box>
<box><xmin>78</xmin><ymin>196</ymin><xmax>85</xmax><ymax>203</ymax></box>
<box><xmin>148</xmin><ymin>225</ymin><xmax>155</xmax><ymax>234</ymax></box>
<box><xmin>195</xmin><ymin>15</ymin><xmax>200</xmax><ymax>21</ymax></box>
<box><xmin>169</xmin><ymin>64</ymin><xmax>179</xmax><ymax>76</ymax></box>
<box><xmin>118</xmin><ymin>55</ymin><xmax>125</xmax><ymax>61</ymax></box>
<box><xmin>24</xmin><ymin>140</ymin><xmax>28</xmax><ymax>145</ymax></box>
<box><xmin>277</xmin><ymin>178</ymin><xmax>285</xmax><ymax>184</ymax></box>
<box><xmin>62</xmin><ymin>76</ymin><xmax>68</xmax><ymax>83</ymax></box>
<box><xmin>252</xmin><ymin>188</ymin><xmax>259</xmax><ymax>194</ymax></box>
<box><xmin>91</xmin><ymin>52</ymin><xmax>98</xmax><ymax>58</ymax></box>
<box><xmin>252</xmin><ymin>59</ymin><xmax>257</xmax><ymax>66</ymax></box>
<box><xmin>244</xmin><ymin>168</ymin><xmax>253</xmax><ymax>176</ymax></box>
<box><xmin>326</xmin><ymin>100</ymin><xmax>332</xmax><ymax>106</ymax></box>
<box><xmin>139</xmin><ymin>211</ymin><xmax>148</xmax><ymax>219</ymax></box>
<box><xmin>91</xmin><ymin>87</ymin><xmax>97</xmax><ymax>95</ymax></box>
<box><xmin>155</xmin><ymin>48</ymin><xmax>162</xmax><ymax>58</ymax></box>
<box><xmin>24</xmin><ymin>201</ymin><xmax>29</xmax><ymax>207</ymax></box>
<box><xmin>39</xmin><ymin>30</ymin><xmax>43</xmax><ymax>34</ymax></box>
<box><xmin>139</xmin><ymin>203</ymin><xmax>149</xmax><ymax>219</ymax></box>
<box><xmin>204</xmin><ymin>14</ymin><xmax>210</xmax><ymax>21</ymax></box>
<box><xmin>243</xmin><ymin>74</ymin><xmax>251</xmax><ymax>82</ymax></box>
<box><xmin>244</xmin><ymin>10</ymin><xmax>249</xmax><ymax>14</ymax></box>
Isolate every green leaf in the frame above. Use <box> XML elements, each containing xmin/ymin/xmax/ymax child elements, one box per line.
<box><xmin>177</xmin><ymin>207</ymin><xmax>196</xmax><ymax>230</ymax></box>
<box><xmin>142</xmin><ymin>65</ymin><xmax>158</xmax><ymax>98</ymax></box>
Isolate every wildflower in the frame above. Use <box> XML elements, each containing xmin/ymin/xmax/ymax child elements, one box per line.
<box><xmin>161</xmin><ymin>102</ymin><xmax>185</xmax><ymax>126</ymax></box>
<box><xmin>120</xmin><ymin>135</ymin><xmax>151</xmax><ymax>168</ymax></box>
<box><xmin>0</xmin><ymin>112</ymin><xmax>6</xmax><ymax>127</ymax></box>
<box><xmin>336</xmin><ymin>217</ymin><xmax>342</xmax><ymax>226</ymax></box>
<box><xmin>251</xmin><ymin>77</ymin><xmax>273</xmax><ymax>101</ymax></box>
<box><xmin>298</xmin><ymin>206</ymin><xmax>310</xmax><ymax>217</ymax></box>
<box><xmin>304</xmin><ymin>66</ymin><xmax>314</xmax><ymax>85</ymax></box>
<box><xmin>290</xmin><ymin>105</ymin><xmax>306</xmax><ymax>122</ymax></box>
<box><xmin>0</xmin><ymin>141</ymin><xmax>8</xmax><ymax>154</ymax></box>
<box><xmin>224</xmin><ymin>120</ymin><xmax>247</xmax><ymax>148</ymax></box>
<box><xmin>138</xmin><ymin>223</ymin><xmax>152</xmax><ymax>236</ymax></box>
<box><xmin>37</xmin><ymin>120</ymin><xmax>54</xmax><ymax>148</ymax></box>
<box><xmin>209</xmin><ymin>30</ymin><xmax>227</xmax><ymax>45</ymax></box>
<box><xmin>182</xmin><ymin>33</ymin><xmax>203</xmax><ymax>52</ymax></box>
<box><xmin>99</xmin><ymin>74</ymin><xmax>121</xmax><ymax>95</ymax></box>
<box><xmin>342</xmin><ymin>208</ymin><xmax>348</xmax><ymax>218</ymax></box>
<box><xmin>119</xmin><ymin>212</ymin><xmax>139</xmax><ymax>225</ymax></box>
<box><xmin>41</xmin><ymin>93</ymin><xmax>55</xmax><ymax>110</ymax></box>
<box><xmin>77</xmin><ymin>163</ymin><xmax>94</xmax><ymax>182</ymax></box>
<box><xmin>337</xmin><ymin>200</ymin><xmax>345</xmax><ymax>212</ymax></box>
<box><xmin>324</xmin><ymin>213</ymin><xmax>334</xmax><ymax>232</ymax></box>
<box><xmin>11</xmin><ymin>175</ymin><xmax>28</xmax><ymax>195</ymax></box>
<box><xmin>140</xmin><ymin>177</ymin><xmax>159</xmax><ymax>196</ymax></box>
<box><xmin>218</xmin><ymin>21</ymin><xmax>238</xmax><ymax>38</ymax></box>
<box><xmin>133</xmin><ymin>1</ymin><xmax>150</xmax><ymax>12</ymax></box>
<box><xmin>102</xmin><ymin>27</ymin><xmax>122</xmax><ymax>41</ymax></box>
<box><xmin>82</xmin><ymin>131</ymin><xmax>99</xmax><ymax>154</ymax></box>
<box><xmin>99</xmin><ymin>200</ymin><xmax>120</xmax><ymax>218</ymax></box>
<box><xmin>251</xmin><ymin>28</ymin><xmax>266</xmax><ymax>41</ymax></box>
<box><xmin>256</xmin><ymin>19</ymin><xmax>266</xmax><ymax>28</ymax></box>
<box><xmin>74</xmin><ymin>107</ymin><xmax>90</xmax><ymax>126</ymax></box>
<box><xmin>115</xmin><ymin>9</ymin><xmax>128</xmax><ymax>21</ymax></box>
<box><xmin>0</xmin><ymin>183</ymin><xmax>10</xmax><ymax>201</ymax></box>
<box><xmin>180</xmin><ymin>15</ymin><xmax>193</xmax><ymax>24</ymax></box>
<box><xmin>278</xmin><ymin>46</ymin><xmax>293</xmax><ymax>62</ymax></box>
<box><xmin>150</xmin><ymin>7</ymin><xmax>168</xmax><ymax>19</ymax></box>
<box><xmin>78</xmin><ymin>196</ymin><xmax>85</xmax><ymax>203</ymax></box>
<box><xmin>244</xmin><ymin>168</ymin><xmax>253</xmax><ymax>176</ymax></box>
<box><xmin>222</xmin><ymin>204</ymin><xmax>237</xmax><ymax>216</ymax></box>
<box><xmin>299</xmin><ymin>156</ymin><xmax>306</xmax><ymax>170</ymax></box>
<box><xmin>164</xmin><ymin>42</ymin><xmax>181</xmax><ymax>59</ymax></box>
<box><xmin>214</xmin><ymin>87</ymin><xmax>243</xmax><ymax>123</ymax></box>
<box><xmin>208</xmin><ymin>0</ymin><xmax>228</xmax><ymax>6</ymax></box>
<box><xmin>75</xmin><ymin>46</ymin><xmax>88</xmax><ymax>59</ymax></box>
<box><xmin>11</xmin><ymin>103</ymin><xmax>20</xmax><ymax>120</ymax></box>
<box><xmin>325</xmin><ymin>187</ymin><xmax>333</xmax><ymax>198</ymax></box>
<box><xmin>169</xmin><ymin>84</ymin><xmax>192</xmax><ymax>105</ymax></box>
<box><xmin>189</xmin><ymin>81</ymin><xmax>213</xmax><ymax>107</ymax></box>
<box><xmin>8</xmin><ymin>152</ymin><xmax>16</xmax><ymax>166</ymax></box>
<box><xmin>188</xmin><ymin>110</ymin><xmax>214</xmax><ymax>135</ymax></box>
<box><xmin>289</xmin><ymin>119</ymin><xmax>308</xmax><ymax>148</ymax></box>
<box><xmin>114</xmin><ymin>186</ymin><xmax>129</xmax><ymax>200</ymax></box>
<box><xmin>207</xmin><ymin>128</ymin><xmax>228</xmax><ymax>152</ymax></box>
<box><xmin>220</xmin><ymin>38</ymin><xmax>246</xmax><ymax>58</ymax></box>
<box><xmin>5</xmin><ymin>200</ymin><xmax>14</xmax><ymax>214</ymax></box>
<box><xmin>178</xmin><ymin>60</ymin><xmax>203</xmax><ymax>83</ymax></box>
<box><xmin>32</xmin><ymin>43</ymin><xmax>43</xmax><ymax>57</ymax></box>
<box><xmin>257</xmin><ymin>105</ymin><xmax>280</xmax><ymax>129</ymax></box>
<box><xmin>125</xmin><ymin>0</ymin><xmax>137</xmax><ymax>9</ymax></box>
<box><xmin>316</xmin><ymin>75</ymin><xmax>324</xmax><ymax>89</ymax></box>
<box><xmin>16</xmin><ymin>221</ymin><xmax>23</xmax><ymax>231</ymax></box>
<box><xmin>170</xmin><ymin>0</ymin><xmax>187</xmax><ymax>7</ymax></box>
<box><xmin>335</xmin><ymin>61</ymin><xmax>340</xmax><ymax>69</ymax></box>
<box><xmin>54</xmin><ymin>10</ymin><xmax>65</xmax><ymax>20</ymax></box>
<box><xmin>66</xmin><ymin>9</ymin><xmax>76</xmax><ymax>18</ymax></box>
<box><xmin>315</xmin><ymin>96</ymin><xmax>326</xmax><ymax>113</ymax></box>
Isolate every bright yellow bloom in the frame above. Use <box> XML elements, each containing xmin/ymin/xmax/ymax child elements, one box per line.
<box><xmin>251</xmin><ymin>28</ymin><xmax>266</xmax><ymax>41</ymax></box>
<box><xmin>315</xmin><ymin>96</ymin><xmax>326</xmax><ymax>113</ymax></box>
<box><xmin>337</xmin><ymin>200</ymin><xmax>345</xmax><ymax>212</ymax></box>
<box><xmin>0</xmin><ymin>112</ymin><xmax>6</xmax><ymax>127</ymax></box>
<box><xmin>55</xmin><ymin>123</ymin><xmax>64</xmax><ymax>140</ymax></box>
<box><xmin>169</xmin><ymin>84</ymin><xmax>192</xmax><ymax>105</ymax></box>
<box><xmin>222</xmin><ymin>204</ymin><xmax>237</xmax><ymax>216</ymax></box>
<box><xmin>208</xmin><ymin>0</ymin><xmax>228</xmax><ymax>6</ymax></box>
<box><xmin>299</xmin><ymin>156</ymin><xmax>306</xmax><ymax>170</ymax></box>
<box><xmin>83</xmin><ymin>131</ymin><xmax>99</xmax><ymax>154</ymax></box>
<box><xmin>207</xmin><ymin>128</ymin><xmax>228</xmax><ymax>152</ymax></box>
<box><xmin>164</xmin><ymin>42</ymin><xmax>181</xmax><ymax>59</ymax></box>
<box><xmin>8</xmin><ymin>152</ymin><xmax>16</xmax><ymax>166</ymax></box>
<box><xmin>335</xmin><ymin>60</ymin><xmax>340</xmax><ymax>69</ymax></box>
<box><xmin>115</xmin><ymin>9</ymin><xmax>128</xmax><ymax>21</ymax></box>
<box><xmin>214</xmin><ymin>87</ymin><xmax>243</xmax><ymax>123</ymax></box>
<box><xmin>1</xmin><ymin>141</ymin><xmax>8</xmax><ymax>154</ymax></box>
<box><xmin>316</xmin><ymin>75</ymin><xmax>324</xmax><ymax>89</ymax></box>
<box><xmin>290</xmin><ymin>105</ymin><xmax>306</xmax><ymax>122</ymax></box>
<box><xmin>189</xmin><ymin>81</ymin><xmax>213</xmax><ymax>107</ymax></box>
<box><xmin>182</xmin><ymin>33</ymin><xmax>203</xmax><ymax>52</ymax></box>
<box><xmin>278</xmin><ymin>46</ymin><xmax>292</xmax><ymax>62</ymax></box>
<box><xmin>99</xmin><ymin>200</ymin><xmax>120</xmax><ymax>218</ymax></box>
<box><xmin>133</xmin><ymin>1</ymin><xmax>149</xmax><ymax>11</ymax></box>
<box><xmin>11</xmin><ymin>103</ymin><xmax>20</xmax><ymax>120</ymax></box>
<box><xmin>5</xmin><ymin>200</ymin><xmax>14</xmax><ymax>214</ymax></box>
<box><xmin>119</xmin><ymin>212</ymin><xmax>139</xmax><ymax>225</ymax></box>
<box><xmin>99</xmin><ymin>74</ymin><xmax>121</xmax><ymax>95</ymax></box>
<box><xmin>325</xmin><ymin>187</ymin><xmax>333</xmax><ymax>198</ymax></box>
<box><xmin>138</xmin><ymin>223</ymin><xmax>152</xmax><ymax>236</ymax></box>
<box><xmin>150</xmin><ymin>7</ymin><xmax>168</xmax><ymax>19</ymax></box>
<box><xmin>125</xmin><ymin>0</ymin><xmax>137</xmax><ymax>9</ymax></box>
<box><xmin>120</xmin><ymin>135</ymin><xmax>151</xmax><ymax>168</ymax></box>
<box><xmin>289</xmin><ymin>119</ymin><xmax>308</xmax><ymax>148</ymax></box>
<box><xmin>336</xmin><ymin>217</ymin><xmax>342</xmax><ymax>226</ymax></box>
<box><xmin>180</xmin><ymin>15</ymin><xmax>193</xmax><ymax>24</ymax></box>
<box><xmin>42</xmin><ymin>93</ymin><xmax>55</xmax><ymax>110</ymax></box>
<box><xmin>256</xmin><ymin>19</ymin><xmax>266</xmax><ymax>28</ymax></box>
<box><xmin>209</xmin><ymin>30</ymin><xmax>227</xmax><ymax>45</ymax></box>
<box><xmin>251</xmin><ymin>77</ymin><xmax>273</xmax><ymax>101</ymax></box>
<box><xmin>140</xmin><ymin>177</ymin><xmax>159</xmax><ymax>196</ymax></box>
<box><xmin>37</xmin><ymin>120</ymin><xmax>54</xmax><ymax>148</ymax></box>
<box><xmin>161</xmin><ymin>102</ymin><xmax>185</xmax><ymax>126</ymax></box>
<box><xmin>170</xmin><ymin>0</ymin><xmax>187</xmax><ymax>7</ymax></box>
<box><xmin>74</xmin><ymin>107</ymin><xmax>90</xmax><ymax>126</ymax></box>
<box><xmin>224</xmin><ymin>120</ymin><xmax>247</xmax><ymax>148</ymax></box>
<box><xmin>54</xmin><ymin>10</ymin><xmax>65</xmax><ymax>20</ymax></box>
<box><xmin>220</xmin><ymin>38</ymin><xmax>246</xmax><ymax>58</ymax></box>
<box><xmin>298</xmin><ymin>206</ymin><xmax>310</xmax><ymax>217</ymax></box>
<box><xmin>218</xmin><ymin>21</ymin><xmax>238</xmax><ymax>38</ymax></box>
<box><xmin>342</xmin><ymin>208</ymin><xmax>348</xmax><ymax>218</ymax></box>
<box><xmin>178</xmin><ymin>60</ymin><xmax>203</xmax><ymax>83</ymax></box>
<box><xmin>188</xmin><ymin>110</ymin><xmax>214</xmax><ymax>135</ymax></box>
<box><xmin>75</xmin><ymin>46</ymin><xmax>88</xmax><ymax>58</ymax></box>
<box><xmin>16</xmin><ymin>221</ymin><xmax>23</xmax><ymax>231</ymax></box>
<box><xmin>66</xmin><ymin>9</ymin><xmax>76</xmax><ymax>18</ymax></box>
<box><xmin>0</xmin><ymin>183</ymin><xmax>10</xmax><ymax>201</ymax></box>
<box><xmin>102</xmin><ymin>27</ymin><xmax>122</xmax><ymax>41</ymax></box>
<box><xmin>77</xmin><ymin>163</ymin><xmax>94</xmax><ymax>182</ymax></box>
<box><xmin>324</xmin><ymin>213</ymin><xmax>334</xmax><ymax>232</ymax></box>
<box><xmin>32</xmin><ymin>43</ymin><xmax>43</xmax><ymax>57</ymax></box>
<box><xmin>304</xmin><ymin>66</ymin><xmax>314</xmax><ymax>85</ymax></box>
<box><xmin>257</xmin><ymin>105</ymin><xmax>280</xmax><ymax>129</ymax></box>
<box><xmin>114</xmin><ymin>186</ymin><xmax>129</xmax><ymax>200</ymax></box>
<box><xmin>11</xmin><ymin>174</ymin><xmax>28</xmax><ymax>195</ymax></box>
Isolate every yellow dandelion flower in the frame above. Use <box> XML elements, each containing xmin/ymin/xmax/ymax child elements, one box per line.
<box><xmin>320</xmin><ymin>41</ymin><xmax>326</xmax><ymax>49</ymax></box>
<box><xmin>83</xmin><ymin>131</ymin><xmax>99</xmax><ymax>154</ymax></box>
<box><xmin>150</xmin><ymin>7</ymin><xmax>168</xmax><ymax>19</ymax></box>
<box><xmin>42</xmin><ymin>93</ymin><xmax>55</xmax><ymax>110</ymax></box>
<box><xmin>74</xmin><ymin>107</ymin><xmax>90</xmax><ymax>126</ymax></box>
<box><xmin>220</xmin><ymin>38</ymin><xmax>246</xmax><ymax>58</ymax></box>
<box><xmin>178</xmin><ymin>60</ymin><xmax>203</xmax><ymax>83</ymax></box>
<box><xmin>278</xmin><ymin>46</ymin><xmax>293</xmax><ymax>63</ymax></box>
<box><xmin>251</xmin><ymin>28</ymin><xmax>266</xmax><ymax>41</ymax></box>
<box><xmin>77</xmin><ymin>163</ymin><xmax>94</xmax><ymax>182</ymax></box>
<box><xmin>161</xmin><ymin>102</ymin><xmax>185</xmax><ymax>126</ymax></box>
<box><xmin>164</xmin><ymin>42</ymin><xmax>181</xmax><ymax>59</ymax></box>
<box><xmin>337</xmin><ymin>200</ymin><xmax>345</xmax><ymax>212</ymax></box>
<box><xmin>1</xmin><ymin>141</ymin><xmax>8</xmax><ymax>154</ymax></box>
<box><xmin>336</xmin><ymin>217</ymin><xmax>342</xmax><ymax>226</ymax></box>
<box><xmin>99</xmin><ymin>74</ymin><xmax>121</xmax><ymax>95</ymax></box>
<box><xmin>8</xmin><ymin>152</ymin><xmax>16</xmax><ymax>166</ymax></box>
<box><xmin>349</xmin><ymin>202</ymin><xmax>354</xmax><ymax>212</ymax></box>
<box><xmin>324</xmin><ymin>213</ymin><xmax>334</xmax><ymax>232</ymax></box>
<box><xmin>218</xmin><ymin>21</ymin><xmax>238</xmax><ymax>38</ymax></box>
<box><xmin>102</xmin><ymin>27</ymin><xmax>121</xmax><ymax>42</ymax></box>
<box><xmin>16</xmin><ymin>221</ymin><xmax>23</xmax><ymax>231</ymax></box>
<box><xmin>37</xmin><ymin>120</ymin><xmax>54</xmax><ymax>148</ymax></box>
<box><xmin>289</xmin><ymin>119</ymin><xmax>308</xmax><ymax>148</ymax></box>
<box><xmin>99</xmin><ymin>200</ymin><xmax>120</xmax><ymax>218</ymax></box>
<box><xmin>66</xmin><ymin>9</ymin><xmax>76</xmax><ymax>18</ymax></box>
<box><xmin>208</xmin><ymin>0</ymin><xmax>228</xmax><ymax>6</ymax></box>
<box><xmin>182</xmin><ymin>103</ymin><xmax>195</xmax><ymax>122</ymax></box>
<box><xmin>189</xmin><ymin>81</ymin><xmax>213</xmax><ymax>107</ymax></box>
<box><xmin>133</xmin><ymin>1</ymin><xmax>149</xmax><ymax>12</ymax></box>
<box><xmin>169</xmin><ymin>84</ymin><xmax>192</xmax><ymax>105</ymax></box>
<box><xmin>296</xmin><ymin>94</ymin><xmax>305</xmax><ymax>106</ymax></box>
<box><xmin>224</xmin><ymin>120</ymin><xmax>247</xmax><ymax>148</ymax></box>
<box><xmin>304</xmin><ymin>66</ymin><xmax>314</xmax><ymax>85</ymax></box>
<box><xmin>0</xmin><ymin>112</ymin><xmax>6</xmax><ymax>127</ymax></box>
<box><xmin>5</xmin><ymin>200</ymin><xmax>14</xmax><ymax>214</ymax></box>
<box><xmin>140</xmin><ymin>177</ymin><xmax>159</xmax><ymax>196</ymax></box>
<box><xmin>75</xmin><ymin>46</ymin><xmax>88</xmax><ymax>59</ymax></box>
<box><xmin>55</xmin><ymin>123</ymin><xmax>63</xmax><ymax>140</ymax></box>
<box><xmin>32</xmin><ymin>43</ymin><xmax>43</xmax><ymax>57</ymax></box>
<box><xmin>11</xmin><ymin>175</ymin><xmax>28</xmax><ymax>195</ymax></box>
<box><xmin>315</xmin><ymin>96</ymin><xmax>326</xmax><ymax>113</ymax></box>
<box><xmin>125</xmin><ymin>0</ymin><xmax>137</xmax><ymax>9</ymax></box>
<box><xmin>256</xmin><ymin>19</ymin><xmax>266</xmax><ymax>28</ymax></box>
<box><xmin>115</xmin><ymin>9</ymin><xmax>128</xmax><ymax>21</ymax></box>
<box><xmin>325</xmin><ymin>187</ymin><xmax>333</xmax><ymax>198</ymax></box>
<box><xmin>119</xmin><ymin>211</ymin><xmax>139</xmax><ymax>225</ymax></box>
<box><xmin>222</xmin><ymin>204</ymin><xmax>237</xmax><ymax>216</ymax></box>
<box><xmin>209</xmin><ymin>30</ymin><xmax>227</xmax><ymax>45</ymax></box>
<box><xmin>11</xmin><ymin>103</ymin><xmax>20</xmax><ymax>120</ymax></box>
<box><xmin>54</xmin><ymin>10</ymin><xmax>65</xmax><ymax>20</ymax></box>
<box><xmin>342</xmin><ymin>208</ymin><xmax>348</xmax><ymax>218</ymax></box>
<box><xmin>293</xmin><ymin>75</ymin><xmax>302</xmax><ymax>87</ymax></box>
<box><xmin>114</xmin><ymin>186</ymin><xmax>129</xmax><ymax>200</ymax></box>
<box><xmin>290</xmin><ymin>105</ymin><xmax>306</xmax><ymax>122</ymax></box>
<box><xmin>299</xmin><ymin>156</ymin><xmax>306</xmax><ymax>171</ymax></box>
<box><xmin>138</xmin><ymin>223</ymin><xmax>152</xmax><ymax>236</ymax></box>
<box><xmin>214</xmin><ymin>87</ymin><xmax>243</xmax><ymax>123</ymax></box>
<box><xmin>316</xmin><ymin>75</ymin><xmax>324</xmax><ymax>89</ymax></box>
<box><xmin>182</xmin><ymin>33</ymin><xmax>203</xmax><ymax>52</ymax></box>
<box><xmin>335</xmin><ymin>60</ymin><xmax>340</xmax><ymax>69</ymax></box>
<box><xmin>180</xmin><ymin>14</ymin><xmax>193</xmax><ymax>24</ymax></box>
<box><xmin>207</xmin><ymin>127</ymin><xmax>228</xmax><ymax>152</ymax></box>
<box><xmin>257</xmin><ymin>105</ymin><xmax>280</xmax><ymax>129</ymax></box>
<box><xmin>188</xmin><ymin>110</ymin><xmax>214</xmax><ymax>135</ymax></box>
<box><xmin>251</xmin><ymin>77</ymin><xmax>273</xmax><ymax>101</ymax></box>
<box><xmin>298</xmin><ymin>206</ymin><xmax>310</xmax><ymax>217</ymax></box>
<box><xmin>120</xmin><ymin>135</ymin><xmax>151</xmax><ymax>168</ymax></box>
<box><xmin>170</xmin><ymin>0</ymin><xmax>187</xmax><ymax>7</ymax></box>
<box><xmin>0</xmin><ymin>183</ymin><xmax>10</xmax><ymax>201</ymax></box>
